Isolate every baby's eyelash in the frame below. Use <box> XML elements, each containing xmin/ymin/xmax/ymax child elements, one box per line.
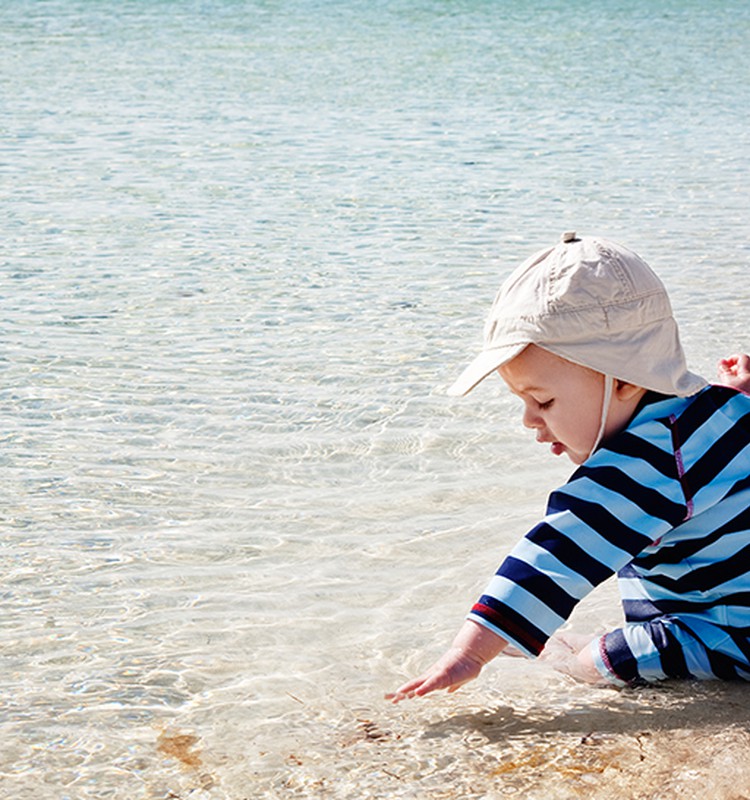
<box><xmin>538</xmin><ymin>399</ymin><xmax>554</xmax><ymax>410</ymax></box>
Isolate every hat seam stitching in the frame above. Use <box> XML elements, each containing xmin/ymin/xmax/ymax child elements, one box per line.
<box><xmin>535</xmin><ymin>294</ymin><xmax>670</xmax><ymax>317</ymax></box>
<box><xmin>548</xmin><ymin>285</ymin><xmax>666</xmax><ymax>307</ymax></box>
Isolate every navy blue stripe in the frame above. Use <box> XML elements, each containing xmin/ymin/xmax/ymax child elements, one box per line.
<box><xmin>578</xmin><ymin>464</ymin><xmax>686</xmax><ymax>527</ymax></box>
<box><xmin>639</xmin><ymin>591</ymin><xmax>750</xmax><ymax>616</ymax></box>
<box><xmin>496</xmin><ymin>556</ymin><xmax>578</xmax><ymax>619</ymax></box>
<box><xmin>668</xmin><ymin>415</ymin><xmax>695</xmax><ymax>507</ymax></box>
<box><xmin>603</xmin><ymin>429</ymin><xmax>677</xmax><ymax>478</ymax></box>
<box><xmin>729</xmin><ymin>630</ymin><xmax>750</xmax><ymax>661</ymax></box>
<box><xmin>618</xmin><ymin>563</ymin><xmax>638</xmax><ymax>578</ymax></box>
<box><xmin>602</xmin><ymin>629</ymin><xmax>639</xmax><ymax>684</ymax></box>
<box><xmin>705</xmin><ymin>646</ymin><xmax>742</xmax><ymax>680</ymax></box>
<box><xmin>526</xmin><ymin>522</ymin><xmax>611</xmax><ymax>587</ymax></box>
<box><xmin>635</xmin><ymin>506</ymin><xmax>750</xmax><ymax>569</ymax></box>
<box><xmin>548</xmin><ymin>492</ymin><xmax>653</xmax><ymax>558</ymax></box>
<box><xmin>672</xmin><ymin>385</ymin><xmax>735</xmax><ymax>442</ymax></box>
<box><xmin>728</xmin><ymin>474</ymin><xmax>750</xmax><ymax>498</ymax></box>
<box><xmin>652</xmin><ymin>621</ymin><xmax>692</xmax><ymax>679</ymax></box>
<box><xmin>621</xmin><ymin>598</ymin><xmax>663</xmax><ymax>622</ymax></box>
<box><xmin>685</xmin><ymin>427</ymin><xmax>750</xmax><ymax>502</ymax></box>
<box><xmin>641</xmin><ymin>540</ymin><xmax>750</xmax><ymax>595</ymax></box>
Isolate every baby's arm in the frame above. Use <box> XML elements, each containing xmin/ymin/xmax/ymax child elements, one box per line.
<box><xmin>385</xmin><ymin>620</ymin><xmax>507</xmax><ymax>703</ymax></box>
<box><xmin>717</xmin><ymin>354</ymin><xmax>750</xmax><ymax>394</ymax></box>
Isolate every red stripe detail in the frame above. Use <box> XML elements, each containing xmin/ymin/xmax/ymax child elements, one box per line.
<box><xmin>669</xmin><ymin>413</ymin><xmax>694</xmax><ymax>521</ymax></box>
<box><xmin>471</xmin><ymin>602</ymin><xmax>544</xmax><ymax>656</ymax></box>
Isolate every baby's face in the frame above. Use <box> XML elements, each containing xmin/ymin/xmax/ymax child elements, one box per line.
<box><xmin>498</xmin><ymin>345</ymin><xmax>610</xmax><ymax>465</ymax></box>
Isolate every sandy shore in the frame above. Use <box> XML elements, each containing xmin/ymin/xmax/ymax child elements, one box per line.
<box><xmin>249</xmin><ymin>679</ymin><xmax>750</xmax><ymax>800</ymax></box>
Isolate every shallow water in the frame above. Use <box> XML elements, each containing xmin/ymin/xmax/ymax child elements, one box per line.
<box><xmin>2</xmin><ymin>1</ymin><xmax>750</xmax><ymax>798</ymax></box>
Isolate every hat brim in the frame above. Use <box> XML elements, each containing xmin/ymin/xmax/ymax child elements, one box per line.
<box><xmin>446</xmin><ymin>343</ymin><xmax>528</xmax><ymax>396</ymax></box>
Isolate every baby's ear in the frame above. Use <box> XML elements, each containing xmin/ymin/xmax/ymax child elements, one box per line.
<box><xmin>615</xmin><ymin>380</ymin><xmax>647</xmax><ymax>402</ymax></box>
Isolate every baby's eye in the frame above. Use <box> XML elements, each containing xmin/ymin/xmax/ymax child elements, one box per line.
<box><xmin>538</xmin><ymin>399</ymin><xmax>554</xmax><ymax>410</ymax></box>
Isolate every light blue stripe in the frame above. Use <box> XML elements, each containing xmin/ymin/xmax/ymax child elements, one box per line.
<box><xmin>681</xmin><ymin>393</ymin><xmax>750</xmax><ymax>470</ymax></box>
<box><xmin>482</xmin><ymin>574</ymin><xmax>566</xmax><ymax>636</ymax></box>
<box><xmin>692</xmin><ymin>443</ymin><xmax>750</xmax><ymax>512</ymax></box>
<box><xmin>616</xmin><ymin>576</ymin><xmax>651</xmax><ymax>601</ymax></box>
<box><xmin>561</xmin><ymin>476</ymin><xmax>672</xmax><ymax>540</ymax></box>
<box><xmin>591</xmin><ymin>447</ymin><xmax>685</xmax><ymax>508</ymax></box>
<box><xmin>510</xmin><ymin>536</ymin><xmax>595</xmax><ymax>600</ymax></box>
<box><xmin>656</xmin><ymin>487</ymin><xmax>750</xmax><ymax>545</ymax></box>
<box><xmin>544</xmin><ymin>506</ymin><xmax>644</xmax><ymax>569</ymax></box>
<box><xmin>622</xmin><ymin>625</ymin><xmax>668</xmax><ymax>681</ymax></box>
<box><xmin>622</xmin><ymin>414</ymin><xmax>678</xmax><ymax>454</ymax></box>
<box><xmin>678</xmin><ymin>616</ymin><xmax>739</xmax><ymax>653</ymax></box>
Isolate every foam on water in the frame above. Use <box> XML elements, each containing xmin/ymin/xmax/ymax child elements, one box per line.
<box><xmin>2</xmin><ymin>1</ymin><xmax>750</xmax><ymax>797</ymax></box>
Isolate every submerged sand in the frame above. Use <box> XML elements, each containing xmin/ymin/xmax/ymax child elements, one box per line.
<box><xmin>147</xmin><ymin>677</ymin><xmax>750</xmax><ymax>799</ymax></box>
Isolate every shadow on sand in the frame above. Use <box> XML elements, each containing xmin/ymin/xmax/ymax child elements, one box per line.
<box><xmin>423</xmin><ymin>681</ymin><xmax>750</xmax><ymax>743</ymax></box>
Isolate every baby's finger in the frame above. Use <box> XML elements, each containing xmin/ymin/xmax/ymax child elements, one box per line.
<box><xmin>384</xmin><ymin>677</ymin><xmax>426</xmax><ymax>703</ymax></box>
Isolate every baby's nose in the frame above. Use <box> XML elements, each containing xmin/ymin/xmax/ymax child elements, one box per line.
<box><xmin>522</xmin><ymin>405</ymin><xmax>542</xmax><ymax>429</ymax></box>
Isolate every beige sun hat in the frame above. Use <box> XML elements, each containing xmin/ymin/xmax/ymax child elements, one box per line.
<box><xmin>448</xmin><ymin>232</ymin><xmax>707</xmax><ymax>397</ymax></box>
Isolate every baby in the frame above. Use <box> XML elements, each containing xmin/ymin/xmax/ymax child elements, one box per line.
<box><xmin>388</xmin><ymin>234</ymin><xmax>750</xmax><ymax>700</ymax></box>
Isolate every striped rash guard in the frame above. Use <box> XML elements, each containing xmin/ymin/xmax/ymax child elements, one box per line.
<box><xmin>468</xmin><ymin>384</ymin><xmax>750</xmax><ymax>686</ymax></box>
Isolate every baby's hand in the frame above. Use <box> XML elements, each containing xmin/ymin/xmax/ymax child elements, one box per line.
<box><xmin>717</xmin><ymin>354</ymin><xmax>750</xmax><ymax>394</ymax></box>
<box><xmin>385</xmin><ymin>620</ymin><xmax>506</xmax><ymax>703</ymax></box>
<box><xmin>385</xmin><ymin>646</ymin><xmax>484</xmax><ymax>703</ymax></box>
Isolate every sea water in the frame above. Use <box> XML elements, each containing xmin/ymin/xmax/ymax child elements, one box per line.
<box><xmin>2</xmin><ymin>1</ymin><xmax>750</xmax><ymax>798</ymax></box>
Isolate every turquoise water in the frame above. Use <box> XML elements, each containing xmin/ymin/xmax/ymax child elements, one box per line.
<box><xmin>2</xmin><ymin>2</ymin><xmax>750</xmax><ymax>798</ymax></box>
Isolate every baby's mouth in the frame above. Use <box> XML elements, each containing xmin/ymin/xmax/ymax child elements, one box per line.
<box><xmin>537</xmin><ymin>434</ymin><xmax>565</xmax><ymax>457</ymax></box>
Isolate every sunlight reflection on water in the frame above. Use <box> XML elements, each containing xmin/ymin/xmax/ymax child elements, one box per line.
<box><xmin>2</xmin><ymin>0</ymin><xmax>750</xmax><ymax>797</ymax></box>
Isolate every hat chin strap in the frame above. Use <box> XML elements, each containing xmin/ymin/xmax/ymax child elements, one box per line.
<box><xmin>589</xmin><ymin>375</ymin><xmax>614</xmax><ymax>459</ymax></box>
